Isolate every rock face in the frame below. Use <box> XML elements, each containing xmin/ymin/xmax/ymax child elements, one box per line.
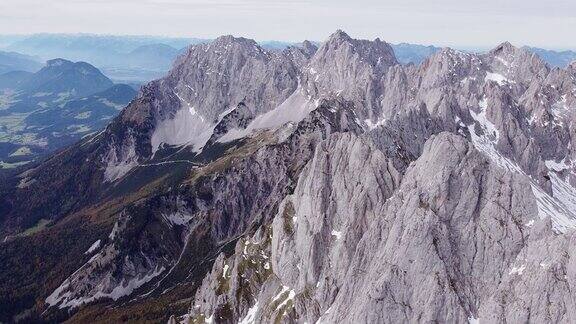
<box><xmin>2</xmin><ymin>30</ymin><xmax>576</xmax><ymax>323</ymax></box>
<box><xmin>300</xmin><ymin>133</ymin><xmax>536</xmax><ymax>323</ymax></box>
<box><xmin>190</xmin><ymin>132</ymin><xmax>546</xmax><ymax>323</ymax></box>
<box><xmin>304</xmin><ymin>30</ymin><xmax>398</xmax><ymax>121</ymax></box>
<box><xmin>479</xmin><ymin>218</ymin><xmax>576</xmax><ymax>323</ymax></box>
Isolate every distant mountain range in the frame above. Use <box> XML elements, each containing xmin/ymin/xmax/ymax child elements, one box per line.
<box><xmin>1</xmin><ymin>34</ymin><xmax>575</xmax><ymax>83</ymax></box>
<box><xmin>99</xmin><ymin>43</ymin><xmax>183</xmax><ymax>83</ymax></box>
<box><xmin>0</xmin><ymin>50</ymin><xmax>43</xmax><ymax>74</ymax></box>
<box><xmin>387</xmin><ymin>43</ymin><xmax>576</xmax><ymax>67</ymax></box>
<box><xmin>14</xmin><ymin>58</ymin><xmax>114</xmax><ymax>97</ymax></box>
<box><xmin>390</xmin><ymin>43</ymin><xmax>576</xmax><ymax>67</ymax></box>
<box><xmin>524</xmin><ymin>47</ymin><xmax>576</xmax><ymax>68</ymax></box>
<box><xmin>1</xmin><ymin>34</ymin><xmax>207</xmax><ymax>83</ymax></box>
<box><xmin>245</xmin><ymin>40</ymin><xmax>576</xmax><ymax>68</ymax></box>
<box><xmin>0</xmin><ymin>58</ymin><xmax>136</xmax><ymax>167</ymax></box>
<box><xmin>390</xmin><ymin>43</ymin><xmax>441</xmax><ymax>64</ymax></box>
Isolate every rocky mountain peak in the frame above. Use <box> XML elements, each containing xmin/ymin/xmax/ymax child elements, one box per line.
<box><xmin>303</xmin><ymin>31</ymin><xmax>400</xmax><ymax>124</ymax></box>
<box><xmin>318</xmin><ymin>29</ymin><xmax>398</xmax><ymax>66</ymax></box>
<box><xmin>490</xmin><ymin>41</ymin><xmax>518</xmax><ymax>56</ymax></box>
<box><xmin>326</xmin><ymin>29</ymin><xmax>353</xmax><ymax>43</ymax></box>
<box><xmin>118</xmin><ymin>32</ymin><xmax>307</xmax><ymax>155</ymax></box>
<box><xmin>427</xmin><ymin>47</ymin><xmax>471</xmax><ymax>63</ymax></box>
<box><xmin>43</xmin><ymin>58</ymin><xmax>106</xmax><ymax>76</ymax></box>
<box><xmin>415</xmin><ymin>47</ymin><xmax>481</xmax><ymax>91</ymax></box>
<box><xmin>211</xmin><ymin>34</ymin><xmax>262</xmax><ymax>50</ymax></box>
<box><xmin>171</xmin><ymin>34</ymin><xmax>270</xmax><ymax>74</ymax></box>
<box><xmin>487</xmin><ymin>40</ymin><xmax>542</xmax><ymax>63</ymax></box>
<box><xmin>17</xmin><ymin>58</ymin><xmax>113</xmax><ymax>98</ymax></box>
<box><xmin>299</xmin><ymin>40</ymin><xmax>318</xmax><ymax>56</ymax></box>
<box><xmin>46</xmin><ymin>58</ymin><xmax>73</xmax><ymax>67</ymax></box>
<box><xmin>483</xmin><ymin>41</ymin><xmax>550</xmax><ymax>86</ymax></box>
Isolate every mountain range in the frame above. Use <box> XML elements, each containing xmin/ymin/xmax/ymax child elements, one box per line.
<box><xmin>2</xmin><ymin>34</ymin><xmax>575</xmax><ymax>83</ymax></box>
<box><xmin>1</xmin><ymin>30</ymin><xmax>576</xmax><ymax>323</ymax></box>
<box><xmin>0</xmin><ymin>58</ymin><xmax>136</xmax><ymax>168</ymax></box>
<box><xmin>525</xmin><ymin>47</ymin><xmax>576</xmax><ymax>68</ymax></box>
<box><xmin>388</xmin><ymin>44</ymin><xmax>576</xmax><ymax>67</ymax></box>
<box><xmin>0</xmin><ymin>50</ymin><xmax>42</xmax><ymax>75</ymax></box>
<box><xmin>2</xmin><ymin>34</ymin><xmax>207</xmax><ymax>83</ymax></box>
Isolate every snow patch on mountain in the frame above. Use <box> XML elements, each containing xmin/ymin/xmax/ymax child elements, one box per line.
<box><xmin>103</xmin><ymin>135</ymin><xmax>139</xmax><ymax>182</ymax></box>
<box><xmin>467</xmin><ymin>98</ymin><xmax>576</xmax><ymax>232</ymax></box>
<box><xmin>84</xmin><ymin>240</ymin><xmax>101</xmax><ymax>255</ymax></box>
<box><xmin>509</xmin><ymin>264</ymin><xmax>526</xmax><ymax>275</ymax></box>
<box><xmin>364</xmin><ymin>118</ymin><xmax>387</xmax><ymax>131</ymax></box>
<box><xmin>271</xmin><ymin>285</ymin><xmax>295</xmax><ymax>312</ymax></box>
<box><xmin>151</xmin><ymin>99</ymin><xmax>212</xmax><ymax>154</ymax></box>
<box><xmin>150</xmin><ymin>93</ymin><xmax>237</xmax><ymax>154</ymax></box>
<box><xmin>218</xmin><ymin>87</ymin><xmax>317</xmax><ymax>142</ymax></box>
<box><xmin>467</xmin><ymin>124</ymin><xmax>518</xmax><ymax>173</ymax></box>
<box><xmin>467</xmin><ymin>126</ymin><xmax>576</xmax><ymax>232</ymax></box>
<box><xmin>545</xmin><ymin>158</ymin><xmax>572</xmax><ymax>172</ymax></box>
<box><xmin>551</xmin><ymin>95</ymin><xmax>570</xmax><ymax>122</ymax></box>
<box><xmin>485</xmin><ymin>72</ymin><xmax>511</xmax><ymax>85</ymax></box>
<box><xmin>548</xmin><ymin>172</ymin><xmax>576</xmax><ymax>221</ymax></box>
<box><xmin>472</xmin><ymin>97</ymin><xmax>500</xmax><ymax>140</ymax></box>
<box><xmin>109</xmin><ymin>221</ymin><xmax>120</xmax><ymax>239</ymax></box>
<box><xmin>530</xmin><ymin>180</ymin><xmax>576</xmax><ymax>232</ymax></box>
<box><xmin>238</xmin><ymin>302</ymin><xmax>259</xmax><ymax>324</ymax></box>
<box><xmin>331</xmin><ymin>230</ymin><xmax>342</xmax><ymax>240</ymax></box>
<box><xmin>468</xmin><ymin>316</ymin><xmax>480</xmax><ymax>324</ymax></box>
<box><xmin>162</xmin><ymin>211</ymin><xmax>193</xmax><ymax>227</ymax></box>
<box><xmin>46</xmin><ymin>265</ymin><xmax>165</xmax><ymax>309</ymax></box>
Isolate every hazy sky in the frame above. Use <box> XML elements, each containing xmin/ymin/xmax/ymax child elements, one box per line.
<box><xmin>1</xmin><ymin>0</ymin><xmax>575</xmax><ymax>49</ymax></box>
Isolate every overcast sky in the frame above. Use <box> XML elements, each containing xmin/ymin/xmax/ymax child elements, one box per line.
<box><xmin>1</xmin><ymin>0</ymin><xmax>575</xmax><ymax>49</ymax></box>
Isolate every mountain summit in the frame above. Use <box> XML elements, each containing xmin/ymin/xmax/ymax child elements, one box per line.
<box><xmin>19</xmin><ymin>58</ymin><xmax>113</xmax><ymax>97</ymax></box>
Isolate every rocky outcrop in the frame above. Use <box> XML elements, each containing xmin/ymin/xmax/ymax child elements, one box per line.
<box><xmin>187</xmin><ymin>132</ymin><xmax>567</xmax><ymax>323</ymax></box>
<box><xmin>316</xmin><ymin>132</ymin><xmax>537</xmax><ymax>323</ymax></box>
<box><xmin>189</xmin><ymin>131</ymin><xmax>400</xmax><ymax>322</ymax></box>
<box><xmin>480</xmin><ymin>218</ymin><xmax>576</xmax><ymax>323</ymax></box>
<box><xmin>305</xmin><ymin>30</ymin><xmax>399</xmax><ymax>123</ymax></box>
